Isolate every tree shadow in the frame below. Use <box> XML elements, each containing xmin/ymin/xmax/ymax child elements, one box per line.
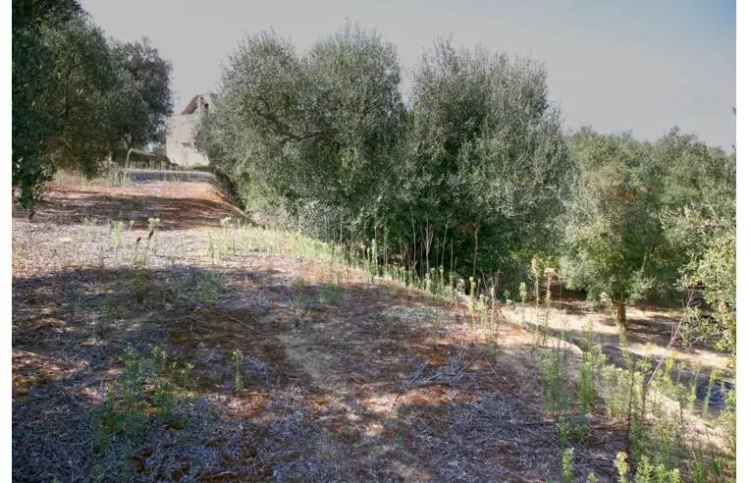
<box><xmin>13</xmin><ymin>192</ymin><xmax>238</xmax><ymax>231</ymax></box>
<box><xmin>531</xmin><ymin>323</ymin><xmax>733</xmax><ymax>414</ymax></box>
<box><xmin>19</xmin><ymin>262</ymin><xmax>731</xmax><ymax>481</ymax></box>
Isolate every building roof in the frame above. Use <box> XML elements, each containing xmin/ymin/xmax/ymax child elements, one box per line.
<box><xmin>180</xmin><ymin>93</ymin><xmax>216</xmax><ymax>115</ymax></box>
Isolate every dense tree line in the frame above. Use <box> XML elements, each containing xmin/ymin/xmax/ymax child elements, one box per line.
<box><xmin>199</xmin><ymin>24</ymin><xmax>735</xmax><ymax>353</ymax></box>
<box><xmin>12</xmin><ymin>0</ymin><xmax>173</xmax><ymax>207</ymax></box>
<box><xmin>13</xmin><ymin>12</ymin><xmax>732</xmax><ymax>353</ymax></box>
<box><xmin>561</xmin><ymin>129</ymin><xmax>735</xmax><ymax>340</ymax></box>
<box><xmin>198</xmin><ymin>27</ymin><xmax>573</xmax><ymax>283</ymax></box>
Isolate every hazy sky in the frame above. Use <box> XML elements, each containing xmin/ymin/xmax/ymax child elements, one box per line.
<box><xmin>81</xmin><ymin>0</ymin><xmax>736</xmax><ymax>149</ymax></box>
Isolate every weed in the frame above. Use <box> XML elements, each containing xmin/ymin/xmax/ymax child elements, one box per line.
<box><xmin>720</xmin><ymin>388</ymin><xmax>736</xmax><ymax>470</ymax></box>
<box><xmin>291</xmin><ymin>278</ymin><xmax>314</xmax><ymax>323</ymax></box>
<box><xmin>319</xmin><ymin>283</ymin><xmax>344</xmax><ymax>305</ymax></box>
<box><xmin>134</xmin><ymin>269</ymin><xmax>150</xmax><ymax>304</ymax></box>
<box><xmin>232</xmin><ymin>349</ymin><xmax>244</xmax><ymax>392</ymax></box>
<box><xmin>195</xmin><ymin>271</ymin><xmax>223</xmax><ymax>306</ymax></box>
<box><xmin>92</xmin><ymin>345</ymin><xmax>192</xmax><ymax>459</ymax></box>
<box><xmin>578</xmin><ymin>327</ymin><xmax>605</xmax><ymax>415</ymax></box>
<box><xmin>538</xmin><ymin>343</ymin><xmax>570</xmax><ymax>417</ymax></box>
<box><xmin>208</xmin><ymin>232</ymin><xmax>217</xmax><ymax>264</ymax></box>
<box><xmin>519</xmin><ymin>281</ymin><xmax>528</xmax><ymax>304</ymax></box>
<box><xmin>559</xmin><ymin>415</ymin><xmax>590</xmax><ymax>447</ymax></box>
<box><xmin>145</xmin><ymin>217</ymin><xmax>161</xmax><ymax>256</ymax></box>
<box><xmin>634</xmin><ymin>455</ymin><xmax>681</xmax><ymax>483</ymax></box>
<box><xmin>104</xmin><ymin>295</ymin><xmax>127</xmax><ymax>321</ymax></box>
<box><xmin>702</xmin><ymin>369</ymin><xmax>718</xmax><ymax>417</ymax></box>
<box><xmin>468</xmin><ymin>276</ymin><xmax>477</xmax><ymax>314</ymax></box>
<box><xmin>110</xmin><ymin>220</ymin><xmax>125</xmax><ymax>256</ymax></box>
<box><xmin>107</xmin><ymin>168</ymin><xmax>132</xmax><ymax>187</ymax></box>
<box><xmin>614</xmin><ymin>452</ymin><xmax>629</xmax><ymax>483</ymax></box>
<box><xmin>531</xmin><ymin>256</ymin><xmax>542</xmax><ymax>305</ymax></box>
<box><xmin>561</xmin><ymin>447</ymin><xmax>575</xmax><ymax>483</ymax></box>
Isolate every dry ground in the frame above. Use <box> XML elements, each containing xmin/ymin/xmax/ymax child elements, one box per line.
<box><xmin>503</xmin><ymin>301</ymin><xmax>731</xmax><ymax>375</ymax></box>
<box><xmin>13</xmin><ymin>172</ymin><xmax>723</xmax><ymax>482</ymax></box>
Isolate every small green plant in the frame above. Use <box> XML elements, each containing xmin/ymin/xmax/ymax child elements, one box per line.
<box><xmin>502</xmin><ymin>288</ymin><xmax>511</xmax><ymax>304</ymax></box>
<box><xmin>110</xmin><ymin>220</ymin><xmax>125</xmax><ymax>255</ymax></box>
<box><xmin>587</xmin><ymin>472</ymin><xmax>600</xmax><ymax>483</ymax></box>
<box><xmin>92</xmin><ymin>345</ymin><xmax>192</xmax><ymax>478</ymax></box>
<box><xmin>702</xmin><ymin>369</ymin><xmax>718</xmax><ymax>417</ymax></box>
<box><xmin>519</xmin><ymin>281</ymin><xmax>528</xmax><ymax>304</ymax></box>
<box><xmin>539</xmin><ymin>343</ymin><xmax>571</xmax><ymax>417</ymax></box>
<box><xmin>151</xmin><ymin>347</ymin><xmax>175</xmax><ymax>420</ymax></box>
<box><xmin>614</xmin><ymin>452</ymin><xmax>629</xmax><ymax>483</ymax></box>
<box><xmin>153</xmin><ymin>378</ymin><xmax>175</xmax><ymax>420</ymax></box>
<box><xmin>634</xmin><ymin>455</ymin><xmax>681</xmax><ymax>483</ymax></box>
<box><xmin>134</xmin><ymin>269</ymin><xmax>149</xmax><ymax>304</ymax></box>
<box><xmin>232</xmin><ymin>349</ymin><xmax>244</xmax><ymax>392</ymax></box>
<box><xmin>196</xmin><ymin>271</ymin><xmax>223</xmax><ymax>306</ymax></box>
<box><xmin>634</xmin><ymin>455</ymin><xmax>654</xmax><ymax>483</ymax></box>
<box><xmin>291</xmin><ymin>278</ymin><xmax>314</xmax><ymax>323</ymax></box>
<box><xmin>578</xmin><ymin>328</ymin><xmax>605</xmax><ymax>415</ymax></box>
<box><xmin>319</xmin><ymin>283</ymin><xmax>344</xmax><ymax>305</ymax></box>
<box><xmin>562</xmin><ymin>447</ymin><xmax>575</xmax><ymax>483</ymax></box>
<box><xmin>147</xmin><ymin>217</ymin><xmax>161</xmax><ymax>235</ymax></box>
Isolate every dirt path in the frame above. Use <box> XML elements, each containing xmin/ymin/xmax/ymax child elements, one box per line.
<box><xmin>11</xmin><ymin>175</ymin><xmax>646</xmax><ymax>481</ymax></box>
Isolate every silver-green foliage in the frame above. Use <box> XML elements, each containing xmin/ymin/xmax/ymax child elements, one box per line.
<box><xmin>199</xmin><ymin>23</ymin><xmax>405</xmax><ymax>226</ymax></box>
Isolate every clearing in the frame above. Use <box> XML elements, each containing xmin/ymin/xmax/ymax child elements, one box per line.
<box><xmin>11</xmin><ymin>171</ymin><xmax>728</xmax><ymax>481</ymax></box>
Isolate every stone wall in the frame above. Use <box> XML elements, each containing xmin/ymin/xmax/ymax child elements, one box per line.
<box><xmin>166</xmin><ymin>114</ymin><xmax>208</xmax><ymax>167</ymax></box>
<box><xmin>166</xmin><ymin>94</ymin><xmax>212</xmax><ymax>168</ymax></box>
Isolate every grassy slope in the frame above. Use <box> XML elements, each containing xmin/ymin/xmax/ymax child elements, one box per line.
<box><xmin>11</xmin><ymin>173</ymin><xmax>727</xmax><ymax>481</ymax></box>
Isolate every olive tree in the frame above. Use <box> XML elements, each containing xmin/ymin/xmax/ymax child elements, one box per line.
<box><xmin>41</xmin><ymin>16</ymin><xmax>119</xmax><ymax>176</ymax></box>
<box><xmin>657</xmin><ymin>129</ymin><xmax>736</xmax><ymax>353</ymax></box>
<box><xmin>108</xmin><ymin>38</ymin><xmax>173</xmax><ymax>150</ymax></box>
<box><xmin>13</xmin><ymin>1</ymin><xmax>173</xmax><ymax>206</ymax></box>
<box><xmin>397</xmin><ymin>40</ymin><xmax>572</xmax><ymax>284</ymax></box>
<box><xmin>561</xmin><ymin>129</ymin><xmax>664</xmax><ymax>327</ymax></box>
<box><xmin>200</xmin><ymin>24</ymin><xmax>406</xmax><ymax>236</ymax></box>
<box><xmin>12</xmin><ymin>0</ymin><xmax>83</xmax><ymax>206</ymax></box>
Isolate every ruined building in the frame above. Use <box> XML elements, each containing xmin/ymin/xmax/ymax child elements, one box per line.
<box><xmin>166</xmin><ymin>94</ymin><xmax>213</xmax><ymax>167</ymax></box>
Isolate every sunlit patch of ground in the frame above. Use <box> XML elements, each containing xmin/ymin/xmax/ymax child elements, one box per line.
<box><xmin>502</xmin><ymin>301</ymin><xmax>732</xmax><ymax>375</ymax></box>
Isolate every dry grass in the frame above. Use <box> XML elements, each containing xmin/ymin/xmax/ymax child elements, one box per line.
<box><xmin>502</xmin><ymin>301</ymin><xmax>731</xmax><ymax>374</ymax></box>
<box><xmin>13</xmin><ymin>173</ymin><xmax>728</xmax><ymax>481</ymax></box>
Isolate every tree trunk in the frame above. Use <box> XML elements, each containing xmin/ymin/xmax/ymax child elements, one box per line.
<box><xmin>616</xmin><ymin>302</ymin><xmax>627</xmax><ymax>329</ymax></box>
<box><xmin>472</xmin><ymin>225</ymin><xmax>479</xmax><ymax>281</ymax></box>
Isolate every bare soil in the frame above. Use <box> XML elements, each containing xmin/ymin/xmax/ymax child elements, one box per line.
<box><xmin>12</xmin><ymin>174</ymin><xmax>673</xmax><ymax>482</ymax></box>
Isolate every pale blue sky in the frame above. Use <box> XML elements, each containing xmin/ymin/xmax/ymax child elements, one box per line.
<box><xmin>81</xmin><ymin>0</ymin><xmax>736</xmax><ymax>149</ymax></box>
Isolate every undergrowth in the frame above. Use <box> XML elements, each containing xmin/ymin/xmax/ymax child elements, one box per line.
<box><xmin>91</xmin><ymin>346</ymin><xmax>194</xmax><ymax>481</ymax></box>
<box><xmin>53</xmin><ymin>209</ymin><xmax>735</xmax><ymax>481</ymax></box>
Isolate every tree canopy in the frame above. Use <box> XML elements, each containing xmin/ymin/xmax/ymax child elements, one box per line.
<box><xmin>561</xmin><ymin>127</ymin><xmax>735</xmax><ymax>330</ymax></box>
<box><xmin>13</xmin><ymin>13</ymin><xmax>734</xmax><ymax>352</ymax></box>
<box><xmin>201</xmin><ymin>32</ymin><xmax>572</xmax><ymax>290</ymax></box>
<box><xmin>12</xmin><ymin>0</ymin><xmax>173</xmax><ymax>206</ymax></box>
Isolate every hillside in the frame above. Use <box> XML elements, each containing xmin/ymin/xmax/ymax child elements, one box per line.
<box><xmin>11</xmin><ymin>172</ymin><xmax>730</xmax><ymax>482</ymax></box>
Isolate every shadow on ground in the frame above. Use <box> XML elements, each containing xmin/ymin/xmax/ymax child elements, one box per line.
<box><xmin>13</xmin><ymin>192</ymin><xmax>238</xmax><ymax>231</ymax></box>
<box><xmin>13</xmin><ymin>263</ymin><xmax>628</xmax><ymax>481</ymax></box>
<box><xmin>528</xmin><ymin>323</ymin><xmax>733</xmax><ymax>413</ymax></box>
